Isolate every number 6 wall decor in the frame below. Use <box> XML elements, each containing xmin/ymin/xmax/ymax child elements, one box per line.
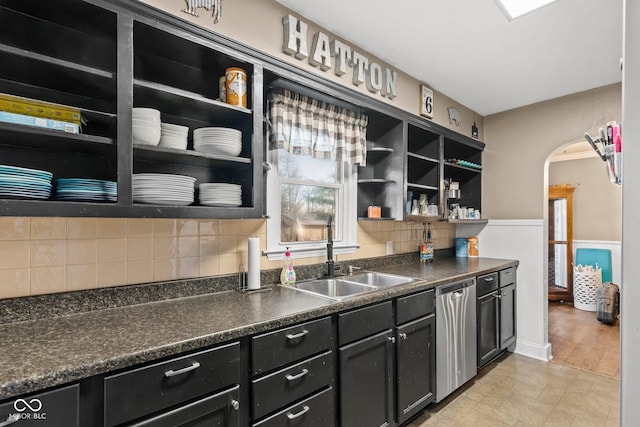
<box><xmin>420</xmin><ymin>85</ymin><xmax>434</xmax><ymax>119</ymax></box>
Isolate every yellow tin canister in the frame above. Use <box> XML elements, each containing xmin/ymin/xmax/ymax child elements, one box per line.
<box><xmin>225</xmin><ymin>67</ymin><xmax>247</xmax><ymax>107</ymax></box>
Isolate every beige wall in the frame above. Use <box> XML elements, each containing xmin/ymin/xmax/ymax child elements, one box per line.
<box><xmin>549</xmin><ymin>157</ymin><xmax>622</xmax><ymax>241</ymax></box>
<box><xmin>139</xmin><ymin>0</ymin><xmax>483</xmax><ymax>139</ymax></box>
<box><xmin>483</xmin><ymin>83</ymin><xmax>621</xmax><ymax>219</ymax></box>
<box><xmin>0</xmin><ymin>218</ymin><xmax>454</xmax><ymax>299</ymax></box>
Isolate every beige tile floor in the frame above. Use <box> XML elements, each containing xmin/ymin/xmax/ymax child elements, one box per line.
<box><xmin>408</xmin><ymin>353</ymin><xmax>619</xmax><ymax>427</ymax></box>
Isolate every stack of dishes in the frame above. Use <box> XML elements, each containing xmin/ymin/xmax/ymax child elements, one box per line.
<box><xmin>133</xmin><ymin>108</ymin><xmax>161</xmax><ymax>146</ymax></box>
<box><xmin>133</xmin><ymin>173</ymin><xmax>195</xmax><ymax>206</ymax></box>
<box><xmin>0</xmin><ymin>165</ymin><xmax>52</xmax><ymax>199</ymax></box>
<box><xmin>199</xmin><ymin>183</ymin><xmax>242</xmax><ymax>207</ymax></box>
<box><xmin>193</xmin><ymin>127</ymin><xmax>242</xmax><ymax>156</ymax></box>
<box><xmin>56</xmin><ymin>178</ymin><xmax>116</xmax><ymax>202</ymax></box>
<box><xmin>159</xmin><ymin>123</ymin><xmax>189</xmax><ymax>150</ymax></box>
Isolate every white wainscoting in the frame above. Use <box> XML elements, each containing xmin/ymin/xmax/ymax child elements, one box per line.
<box><xmin>573</xmin><ymin>240</ymin><xmax>622</xmax><ymax>287</ymax></box>
<box><xmin>476</xmin><ymin>220</ymin><xmax>551</xmax><ymax>361</ymax></box>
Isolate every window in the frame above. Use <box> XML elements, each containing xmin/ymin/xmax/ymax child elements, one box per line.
<box><xmin>265</xmin><ymin>88</ymin><xmax>366</xmax><ymax>260</ymax></box>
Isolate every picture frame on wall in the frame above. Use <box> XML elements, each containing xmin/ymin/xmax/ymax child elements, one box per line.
<box><xmin>420</xmin><ymin>85</ymin><xmax>434</xmax><ymax>119</ymax></box>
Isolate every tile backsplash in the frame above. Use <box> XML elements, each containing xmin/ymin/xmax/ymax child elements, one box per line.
<box><xmin>0</xmin><ymin>217</ymin><xmax>454</xmax><ymax>299</ymax></box>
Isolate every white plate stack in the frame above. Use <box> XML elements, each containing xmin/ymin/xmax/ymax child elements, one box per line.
<box><xmin>199</xmin><ymin>183</ymin><xmax>242</xmax><ymax>207</ymax></box>
<box><xmin>159</xmin><ymin>123</ymin><xmax>189</xmax><ymax>150</ymax></box>
<box><xmin>193</xmin><ymin>127</ymin><xmax>242</xmax><ymax>157</ymax></box>
<box><xmin>133</xmin><ymin>173</ymin><xmax>196</xmax><ymax>206</ymax></box>
<box><xmin>133</xmin><ymin>108</ymin><xmax>161</xmax><ymax>146</ymax></box>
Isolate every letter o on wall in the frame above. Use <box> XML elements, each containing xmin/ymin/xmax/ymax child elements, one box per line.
<box><xmin>366</xmin><ymin>63</ymin><xmax>383</xmax><ymax>93</ymax></box>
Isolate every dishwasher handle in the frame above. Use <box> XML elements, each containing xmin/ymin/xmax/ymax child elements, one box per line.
<box><xmin>436</xmin><ymin>278</ymin><xmax>476</xmax><ymax>296</ymax></box>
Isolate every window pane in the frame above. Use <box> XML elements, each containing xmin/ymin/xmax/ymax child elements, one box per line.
<box><xmin>281</xmin><ymin>183</ymin><xmax>336</xmax><ymax>243</ymax></box>
<box><xmin>277</xmin><ymin>149</ymin><xmax>337</xmax><ymax>184</ymax></box>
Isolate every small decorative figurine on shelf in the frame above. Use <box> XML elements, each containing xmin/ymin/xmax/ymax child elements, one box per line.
<box><xmin>182</xmin><ymin>0</ymin><xmax>222</xmax><ymax>23</ymax></box>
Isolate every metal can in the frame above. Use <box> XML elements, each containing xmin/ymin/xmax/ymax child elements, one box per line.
<box><xmin>219</xmin><ymin>76</ymin><xmax>226</xmax><ymax>103</ymax></box>
<box><xmin>225</xmin><ymin>67</ymin><xmax>247</xmax><ymax>107</ymax></box>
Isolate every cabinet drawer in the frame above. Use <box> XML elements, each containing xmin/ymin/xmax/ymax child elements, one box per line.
<box><xmin>104</xmin><ymin>341</ymin><xmax>240</xmax><ymax>427</ymax></box>
<box><xmin>129</xmin><ymin>385</ymin><xmax>240</xmax><ymax>427</ymax></box>
<box><xmin>396</xmin><ymin>289</ymin><xmax>435</xmax><ymax>324</ymax></box>
<box><xmin>253</xmin><ymin>387</ymin><xmax>334</xmax><ymax>427</ymax></box>
<box><xmin>252</xmin><ymin>317</ymin><xmax>332</xmax><ymax>376</ymax></box>
<box><xmin>0</xmin><ymin>384</ymin><xmax>78</xmax><ymax>427</ymax></box>
<box><xmin>477</xmin><ymin>272</ymin><xmax>499</xmax><ymax>297</ymax></box>
<box><xmin>252</xmin><ymin>351</ymin><xmax>333</xmax><ymax>420</ymax></box>
<box><xmin>500</xmin><ymin>267</ymin><xmax>516</xmax><ymax>287</ymax></box>
<box><xmin>339</xmin><ymin>301</ymin><xmax>393</xmax><ymax>346</ymax></box>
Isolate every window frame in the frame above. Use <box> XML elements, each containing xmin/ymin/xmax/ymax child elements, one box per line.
<box><xmin>264</xmin><ymin>148</ymin><xmax>359</xmax><ymax>261</ymax></box>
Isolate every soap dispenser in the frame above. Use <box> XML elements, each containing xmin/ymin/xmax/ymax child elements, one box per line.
<box><xmin>280</xmin><ymin>247</ymin><xmax>296</xmax><ymax>286</ymax></box>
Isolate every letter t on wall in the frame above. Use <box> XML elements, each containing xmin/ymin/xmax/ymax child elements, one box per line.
<box><xmin>282</xmin><ymin>14</ymin><xmax>309</xmax><ymax>59</ymax></box>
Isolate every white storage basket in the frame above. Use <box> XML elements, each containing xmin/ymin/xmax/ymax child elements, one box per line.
<box><xmin>573</xmin><ymin>265</ymin><xmax>602</xmax><ymax>311</ymax></box>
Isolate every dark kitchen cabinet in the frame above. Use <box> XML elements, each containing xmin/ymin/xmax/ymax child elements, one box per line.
<box><xmin>395</xmin><ymin>315</ymin><xmax>435</xmax><ymax>425</ymax></box>
<box><xmin>338</xmin><ymin>292</ymin><xmax>435</xmax><ymax>427</ymax></box>
<box><xmin>477</xmin><ymin>268</ymin><xmax>517</xmax><ymax>369</ymax></box>
<box><xmin>128</xmin><ymin>385</ymin><xmax>240</xmax><ymax>427</ymax></box>
<box><xmin>103</xmin><ymin>341</ymin><xmax>242</xmax><ymax>427</ymax></box>
<box><xmin>251</xmin><ymin>317</ymin><xmax>335</xmax><ymax>425</ymax></box>
<box><xmin>339</xmin><ymin>329</ymin><xmax>395</xmax><ymax>427</ymax></box>
<box><xmin>477</xmin><ymin>288</ymin><xmax>501</xmax><ymax>367</ymax></box>
<box><xmin>0</xmin><ymin>0</ymin><xmax>263</xmax><ymax>218</ymax></box>
<box><xmin>500</xmin><ymin>283</ymin><xmax>517</xmax><ymax>349</ymax></box>
<box><xmin>395</xmin><ymin>289</ymin><xmax>436</xmax><ymax>424</ymax></box>
<box><xmin>0</xmin><ymin>384</ymin><xmax>79</xmax><ymax>427</ymax></box>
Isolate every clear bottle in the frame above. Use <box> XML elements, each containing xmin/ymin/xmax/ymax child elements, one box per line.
<box><xmin>280</xmin><ymin>248</ymin><xmax>297</xmax><ymax>286</ymax></box>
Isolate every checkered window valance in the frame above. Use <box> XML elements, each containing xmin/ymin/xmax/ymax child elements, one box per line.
<box><xmin>268</xmin><ymin>88</ymin><xmax>368</xmax><ymax>166</ymax></box>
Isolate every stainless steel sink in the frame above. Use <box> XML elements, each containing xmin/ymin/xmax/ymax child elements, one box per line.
<box><xmin>345</xmin><ymin>271</ymin><xmax>416</xmax><ymax>287</ymax></box>
<box><xmin>291</xmin><ymin>278</ymin><xmax>378</xmax><ymax>301</ymax></box>
<box><xmin>285</xmin><ymin>272</ymin><xmax>416</xmax><ymax>301</ymax></box>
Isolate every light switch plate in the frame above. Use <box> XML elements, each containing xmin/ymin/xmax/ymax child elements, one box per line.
<box><xmin>386</xmin><ymin>241</ymin><xmax>393</xmax><ymax>255</ymax></box>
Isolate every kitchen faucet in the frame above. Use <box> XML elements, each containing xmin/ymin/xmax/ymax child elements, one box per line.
<box><xmin>326</xmin><ymin>215</ymin><xmax>335</xmax><ymax>277</ymax></box>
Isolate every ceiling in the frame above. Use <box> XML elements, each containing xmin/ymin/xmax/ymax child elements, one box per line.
<box><xmin>275</xmin><ymin>0</ymin><xmax>623</xmax><ymax>116</ymax></box>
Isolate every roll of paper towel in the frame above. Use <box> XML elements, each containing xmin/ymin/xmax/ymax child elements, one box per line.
<box><xmin>247</xmin><ymin>236</ymin><xmax>261</xmax><ymax>290</ymax></box>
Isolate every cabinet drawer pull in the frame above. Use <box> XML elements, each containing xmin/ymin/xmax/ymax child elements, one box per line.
<box><xmin>285</xmin><ymin>329</ymin><xmax>309</xmax><ymax>340</ymax></box>
<box><xmin>286</xmin><ymin>405</ymin><xmax>310</xmax><ymax>420</ymax></box>
<box><xmin>285</xmin><ymin>368</ymin><xmax>309</xmax><ymax>381</ymax></box>
<box><xmin>504</xmin><ymin>270</ymin><xmax>513</xmax><ymax>275</ymax></box>
<box><xmin>164</xmin><ymin>361</ymin><xmax>201</xmax><ymax>377</ymax></box>
<box><xmin>0</xmin><ymin>414</ymin><xmax>20</xmax><ymax>427</ymax></box>
<box><xmin>483</xmin><ymin>277</ymin><xmax>494</xmax><ymax>282</ymax></box>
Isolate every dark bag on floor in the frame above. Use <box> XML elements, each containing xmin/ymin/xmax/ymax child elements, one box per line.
<box><xmin>596</xmin><ymin>283</ymin><xmax>619</xmax><ymax>325</ymax></box>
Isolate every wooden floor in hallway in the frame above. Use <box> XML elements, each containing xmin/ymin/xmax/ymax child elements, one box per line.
<box><xmin>548</xmin><ymin>301</ymin><xmax>620</xmax><ymax>379</ymax></box>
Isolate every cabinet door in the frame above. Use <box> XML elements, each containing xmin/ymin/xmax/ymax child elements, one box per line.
<box><xmin>477</xmin><ymin>292</ymin><xmax>500</xmax><ymax>368</ymax></box>
<box><xmin>129</xmin><ymin>385</ymin><xmax>240</xmax><ymax>427</ymax></box>
<box><xmin>500</xmin><ymin>283</ymin><xmax>517</xmax><ymax>349</ymax></box>
<box><xmin>396</xmin><ymin>315</ymin><xmax>435</xmax><ymax>425</ymax></box>
<box><xmin>339</xmin><ymin>330</ymin><xmax>394</xmax><ymax>427</ymax></box>
<box><xmin>0</xmin><ymin>384</ymin><xmax>78</xmax><ymax>427</ymax></box>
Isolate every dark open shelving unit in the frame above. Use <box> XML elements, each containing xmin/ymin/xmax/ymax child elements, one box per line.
<box><xmin>0</xmin><ymin>0</ymin><xmax>484</xmax><ymax>221</ymax></box>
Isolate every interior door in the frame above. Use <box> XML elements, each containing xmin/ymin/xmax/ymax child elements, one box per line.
<box><xmin>548</xmin><ymin>185</ymin><xmax>575</xmax><ymax>301</ymax></box>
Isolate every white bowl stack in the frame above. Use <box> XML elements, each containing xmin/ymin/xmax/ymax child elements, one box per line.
<box><xmin>193</xmin><ymin>127</ymin><xmax>242</xmax><ymax>157</ymax></box>
<box><xmin>132</xmin><ymin>108</ymin><xmax>161</xmax><ymax>146</ymax></box>
<box><xmin>199</xmin><ymin>183</ymin><xmax>242</xmax><ymax>206</ymax></box>
<box><xmin>132</xmin><ymin>173</ymin><xmax>196</xmax><ymax>206</ymax></box>
<box><xmin>159</xmin><ymin>123</ymin><xmax>189</xmax><ymax>150</ymax></box>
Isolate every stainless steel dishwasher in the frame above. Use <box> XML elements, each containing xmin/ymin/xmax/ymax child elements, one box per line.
<box><xmin>435</xmin><ymin>278</ymin><xmax>477</xmax><ymax>402</ymax></box>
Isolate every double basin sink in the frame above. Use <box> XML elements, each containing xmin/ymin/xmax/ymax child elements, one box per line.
<box><xmin>287</xmin><ymin>271</ymin><xmax>416</xmax><ymax>301</ymax></box>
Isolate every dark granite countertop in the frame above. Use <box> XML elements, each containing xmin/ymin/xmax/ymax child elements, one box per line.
<box><xmin>0</xmin><ymin>257</ymin><xmax>517</xmax><ymax>400</ymax></box>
